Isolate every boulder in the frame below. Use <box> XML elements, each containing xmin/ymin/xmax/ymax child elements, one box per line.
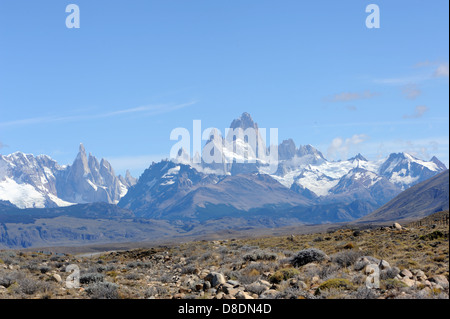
<box><xmin>205</xmin><ymin>272</ymin><xmax>226</xmax><ymax>287</ymax></box>
<box><xmin>400</xmin><ymin>269</ymin><xmax>413</xmax><ymax>279</ymax></box>
<box><xmin>393</xmin><ymin>223</ymin><xmax>402</xmax><ymax>230</ymax></box>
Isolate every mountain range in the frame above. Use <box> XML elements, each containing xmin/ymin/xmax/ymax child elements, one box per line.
<box><xmin>0</xmin><ymin>112</ymin><xmax>448</xmax><ymax>248</ymax></box>
<box><xmin>0</xmin><ymin>144</ymin><xmax>136</xmax><ymax>209</ymax></box>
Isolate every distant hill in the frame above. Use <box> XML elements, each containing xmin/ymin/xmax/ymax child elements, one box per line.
<box><xmin>356</xmin><ymin>169</ymin><xmax>449</xmax><ymax>223</ymax></box>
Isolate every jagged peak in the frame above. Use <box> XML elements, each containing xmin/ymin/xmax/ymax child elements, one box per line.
<box><xmin>78</xmin><ymin>143</ymin><xmax>86</xmax><ymax>155</ymax></box>
<box><xmin>348</xmin><ymin>153</ymin><xmax>368</xmax><ymax>162</ymax></box>
<box><xmin>229</xmin><ymin>112</ymin><xmax>258</xmax><ymax>130</ymax></box>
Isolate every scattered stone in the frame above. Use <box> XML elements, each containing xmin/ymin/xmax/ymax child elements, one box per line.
<box><xmin>52</xmin><ymin>274</ymin><xmax>62</xmax><ymax>283</ymax></box>
<box><xmin>379</xmin><ymin>260</ymin><xmax>391</xmax><ymax>270</ymax></box>
<box><xmin>227</xmin><ymin>280</ymin><xmax>240</xmax><ymax>287</ymax></box>
<box><xmin>430</xmin><ymin>275</ymin><xmax>449</xmax><ymax>288</ymax></box>
<box><xmin>235</xmin><ymin>291</ymin><xmax>254</xmax><ymax>299</ymax></box>
<box><xmin>400</xmin><ymin>269</ymin><xmax>413</xmax><ymax>279</ymax></box>
<box><xmin>401</xmin><ymin>277</ymin><xmax>415</xmax><ymax>287</ymax></box>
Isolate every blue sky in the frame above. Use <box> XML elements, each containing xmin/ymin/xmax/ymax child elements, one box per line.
<box><xmin>0</xmin><ymin>0</ymin><xmax>448</xmax><ymax>177</ymax></box>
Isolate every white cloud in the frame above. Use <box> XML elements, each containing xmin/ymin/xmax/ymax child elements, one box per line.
<box><xmin>327</xmin><ymin>134</ymin><xmax>369</xmax><ymax>160</ymax></box>
<box><xmin>403</xmin><ymin>105</ymin><xmax>429</xmax><ymax>119</ymax></box>
<box><xmin>433</xmin><ymin>63</ymin><xmax>449</xmax><ymax>78</ymax></box>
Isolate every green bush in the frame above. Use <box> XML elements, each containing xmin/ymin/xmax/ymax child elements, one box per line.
<box><xmin>269</xmin><ymin>268</ymin><xmax>300</xmax><ymax>284</ymax></box>
<box><xmin>315</xmin><ymin>278</ymin><xmax>354</xmax><ymax>295</ymax></box>
<box><xmin>419</xmin><ymin>231</ymin><xmax>446</xmax><ymax>241</ymax></box>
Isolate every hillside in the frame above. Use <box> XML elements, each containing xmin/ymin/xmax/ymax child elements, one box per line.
<box><xmin>356</xmin><ymin>170</ymin><xmax>449</xmax><ymax>223</ymax></box>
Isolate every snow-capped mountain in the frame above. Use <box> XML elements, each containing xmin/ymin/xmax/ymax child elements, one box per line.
<box><xmin>168</xmin><ymin>112</ymin><xmax>447</xmax><ymax>218</ymax></box>
<box><xmin>0</xmin><ymin>144</ymin><xmax>136</xmax><ymax>208</ymax></box>
<box><xmin>378</xmin><ymin>152</ymin><xmax>447</xmax><ymax>190</ymax></box>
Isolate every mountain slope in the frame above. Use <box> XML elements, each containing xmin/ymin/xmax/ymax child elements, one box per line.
<box><xmin>118</xmin><ymin>160</ymin><xmax>311</xmax><ymax>219</ymax></box>
<box><xmin>356</xmin><ymin>169</ymin><xmax>449</xmax><ymax>223</ymax></box>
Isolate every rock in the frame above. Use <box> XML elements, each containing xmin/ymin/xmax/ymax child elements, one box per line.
<box><xmin>430</xmin><ymin>275</ymin><xmax>449</xmax><ymax>288</ymax></box>
<box><xmin>258</xmin><ymin>279</ymin><xmax>271</xmax><ymax>287</ymax></box>
<box><xmin>52</xmin><ymin>274</ymin><xmax>62</xmax><ymax>283</ymax></box>
<box><xmin>393</xmin><ymin>223</ymin><xmax>402</xmax><ymax>230</ymax></box>
<box><xmin>401</xmin><ymin>277</ymin><xmax>415</xmax><ymax>287</ymax></box>
<box><xmin>354</xmin><ymin>256</ymin><xmax>380</xmax><ymax>271</ymax></box>
<box><xmin>261</xmin><ymin>289</ymin><xmax>278</xmax><ymax>298</ymax></box>
<box><xmin>379</xmin><ymin>260</ymin><xmax>391</xmax><ymax>270</ymax></box>
<box><xmin>227</xmin><ymin>280</ymin><xmax>240</xmax><ymax>287</ymax></box>
<box><xmin>413</xmin><ymin>270</ymin><xmax>427</xmax><ymax>280</ymax></box>
<box><xmin>215</xmin><ymin>292</ymin><xmax>224</xmax><ymax>299</ymax></box>
<box><xmin>235</xmin><ymin>291</ymin><xmax>254</xmax><ymax>299</ymax></box>
<box><xmin>225</xmin><ymin>288</ymin><xmax>239</xmax><ymax>296</ymax></box>
<box><xmin>400</xmin><ymin>269</ymin><xmax>413</xmax><ymax>279</ymax></box>
<box><xmin>205</xmin><ymin>272</ymin><xmax>226</xmax><ymax>287</ymax></box>
<box><xmin>195</xmin><ymin>283</ymin><xmax>204</xmax><ymax>291</ymax></box>
<box><xmin>203</xmin><ymin>281</ymin><xmax>211</xmax><ymax>291</ymax></box>
<box><xmin>311</xmin><ymin>276</ymin><xmax>320</xmax><ymax>284</ymax></box>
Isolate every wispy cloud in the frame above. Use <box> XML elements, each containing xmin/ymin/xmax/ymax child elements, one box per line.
<box><xmin>373</xmin><ymin>75</ymin><xmax>429</xmax><ymax>85</ymax></box>
<box><xmin>324</xmin><ymin>90</ymin><xmax>380</xmax><ymax>103</ymax></box>
<box><xmin>0</xmin><ymin>141</ymin><xmax>7</xmax><ymax>150</ymax></box>
<box><xmin>403</xmin><ymin>105</ymin><xmax>429</xmax><ymax>119</ymax></box>
<box><xmin>0</xmin><ymin>101</ymin><xmax>197</xmax><ymax>129</ymax></box>
<box><xmin>376</xmin><ymin>60</ymin><xmax>449</xmax><ymax>85</ymax></box>
<box><xmin>401</xmin><ymin>83</ymin><xmax>421</xmax><ymax>100</ymax></box>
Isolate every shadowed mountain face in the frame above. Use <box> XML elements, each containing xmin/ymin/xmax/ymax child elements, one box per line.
<box><xmin>356</xmin><ymin>169</ymin><xmax>449</xmax><ymax>223</ymax></box>
<box><xmin>118</xmin><ymin>160</ymin><xmax>312</xmax><ymax>219</ymax></box>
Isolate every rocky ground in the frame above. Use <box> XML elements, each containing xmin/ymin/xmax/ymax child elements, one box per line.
<box><xmin>0</xmin><ymin>216</ymin><xmax>448</xmax><ymax>299</ymax></box>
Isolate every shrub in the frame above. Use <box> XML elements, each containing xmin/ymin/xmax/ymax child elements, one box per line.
<box><xmin>243</xmin><ymin>249</ymin><xmax>277</xmax><ymax>262</ymax></box>
<box><xmin>269</xmin><ymin>268</ymin><xmax>300</xmax><ymax>284</ymax></box>
<box><xmin>332</xmin><ymin>250</ymin><xmax>364</xmax><ymax>268</ymax></box>
<box><xmin>380</xmin><ymin>267</ymin><xmax>400</xmax><ymax>280</ymax></box>
<box><xmin>80</xmin><ymin>273</ymin><xmax>105</xmax><ymax>285</ymax></box>
<box><xmin>39</xmin><ymin>266</ymin><xmax>51</xmax><ymax>274</ymax></box>
<box><xmin>382</xmin><ymin>279</ymin><xmax>409</xmax><ymax>290</ymax></box>
<box><xmin>316</xmin><ymin>278</ymin><xmax>354</xmax><ymax>294</ymax></box>
<box><xmin>0</xmin><ymin>271</ymin><xmax>24</xmax><ymax>288</ymax></box>
<box><xmin>85</xmin><ymin>282</ymin><xmax>119</xmax><ymax>299</ymax></box>
<box><xmin>291</xmin><ymin>248</ymin><xmax>328</xmax><ymax>267</ymax></box>
<box><xmin>343</xmin><ymin>242</ymin><xmax>355</xmax><ymax>250</ymax></box>
<box><xmin>15</xmin><ymin>278</ymin><xmax>48</xmax><ymax>295</ymax></box>
<box><xmin>419</xmin><ymin>231</ymin><xmax>446</xmax><ymax>241</ymax></box>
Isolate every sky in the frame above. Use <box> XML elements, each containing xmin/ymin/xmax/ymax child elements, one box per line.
<box><xmin>0</xmin><ymin>0</ymin><xmax>448</xmax><ymax>177</ymax></box>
